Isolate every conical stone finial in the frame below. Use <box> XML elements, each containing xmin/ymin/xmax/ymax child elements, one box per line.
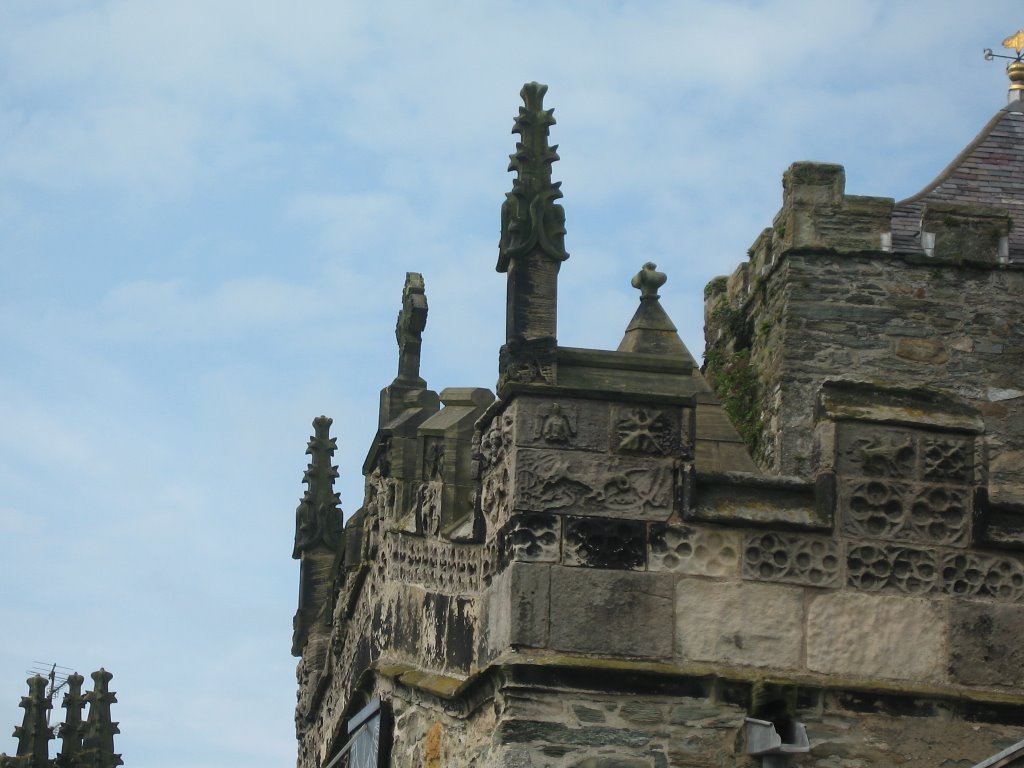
<box><xmin>617</xmin><ymin>263</ymin><xmax>695</xmax><ymax>362</ymax></box>
<box><xmin>292</xmin><ymin>416</ymin><xmax>343</xmax><ymax>558</ymax></box>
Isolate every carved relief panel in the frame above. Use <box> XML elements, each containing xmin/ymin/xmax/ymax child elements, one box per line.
<box><xmin>836</xmin><ymin>423</ymin><xmax>974</xmax><ymax>547</ymax></box>
<box><xmin>513</xmin><ymin>448</ymin><xmax>675</xmax><ymax>521</ymax></box>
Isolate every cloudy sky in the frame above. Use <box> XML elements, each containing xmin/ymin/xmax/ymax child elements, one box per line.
<box><xmin>0</xmin><ymin>2</ymin><xmax>1019</xmax><ymax>766</ymax></box>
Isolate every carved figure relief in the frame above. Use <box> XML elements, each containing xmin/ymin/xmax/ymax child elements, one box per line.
<box><xmin>365</xmin><ymin>467</ymin><xmax>397</xmax><ymax>521</ymax></box>
<box><xmin>536</xmin><ymin>403</ymin><xmax>576</xmax><ymax>444</ymax></box>
<box><xmin>563</xmin><ymin>516</ymin><xmax>645</xmax><ymax>569</ymax></box>
<box><xmin>744</xmin><ymin>533</ymin><xmax>840</xmax><ymax>587</ymax></box>
<box><xmin>415</xmin><ymin>481</ymin><xmax>443</xmax><ymax>537</ymax></box>
<box><xmin>515</xmin><ymin>450</ymin><xmax>674</xmax><ymax>518</ymax></box>
<box><xmin>479</xmin><ymin>413</ymin><xmax>515</xmax><ymax>533</ymax></box>
<box><xmin>424</xmin><ymin>437</ymin><xmax>445</xmax><ymax>481</ymax></box>
<box><xmin>649</xmin><ymin>524</ymin><xmax>738</xmax><ymax>577</ymax></box>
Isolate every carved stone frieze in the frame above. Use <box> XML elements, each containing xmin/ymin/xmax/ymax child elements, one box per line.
<box><xmin>479</xmin><ymin>411</ymin><xmax>515</xmax><ymax>534</ymax></box>
<box><xmin>842</xmin><ymin>479</ymin><xmax>970</xmax><ymax>546</ymax></box>
<box><xmin>649</xmin><ymin>524</ymin><xmax>739</xmax><ymax>577</ymax></box>
<box><xmin>843</xmin><ymin>479</ymin><xmax>910</xmax><ymax>539</ymax></box>
<box><xmin>381</xmin><ymin>532</ymin><xmax>481</xmax><ymax>594</ymax></box>
<box><xmin>847</xmin><ymin>544</ymin><xmax>939</xmax><ymax>595</ymax></box>
<box><xmin>500</xmin><ymin>513</ymin><xmax>561</xmax><ymax>564</ymax></box>
<box><xmin>415</xmin><ymin>481</ymin><xmax>443</xmax><ymax>537</ymax></box>
<box><xmin>514</xmin><ymin>448</ymin><xmax>675</xmax><ymax>521</ymax></box>
<box><xmin>563</xmin><ymin>516</ymin><xmax>646</xmax><ymax>569</ymax></box>
<box><xmin>941</xmin><ymin>551</ymin><xmax>1024</xmax><ymax>601</ymax></box>
<box><xmin>744</xmin><ymin>532</ymin><xmax>840</xmax><ymax>587</ymax></box>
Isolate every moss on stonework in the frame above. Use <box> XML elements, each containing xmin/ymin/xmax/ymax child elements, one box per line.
<box><xmin>704</xmin><ymin>347</ymin><xmax>764</xmax><ymax>454</ymax></box>
<box><xmin>708</xmin><ymin>299</ymin><xmax>747</xmax><ymax>340</ymax></box>
<box><xmin>703</xmin><ymin>276</ymin><xmax>728</xmax><ymax>300</ymax></box>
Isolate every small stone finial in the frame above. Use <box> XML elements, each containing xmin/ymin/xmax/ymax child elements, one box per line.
<box><xmin>631</xmin><ymin>262</ymin><xmax>667</xmax><ymax>299</ymax></box>
<box><xmin>292</xmin><ymin>416</ymin><xmax>343</xmax><ymax>558</ymax></box>
<box><xmin>82</xmin><ymin>669</ymin><xmax>122</xmax><ymax>768</ymax></box>
<box><xmin>498</xmin><ymin>82</ymin><xmax>569</xmax><ymax>271</ymax></box>
<box><xmin>394</xmin><ymin>272</ymin><xmax>428</xmax><ymax>386</ymax></box>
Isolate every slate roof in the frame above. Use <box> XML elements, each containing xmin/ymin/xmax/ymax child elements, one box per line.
<box><xmin>891</xmin><ymin>102</ymin><xmax>1024</xmax><ymax>260</ymax></box>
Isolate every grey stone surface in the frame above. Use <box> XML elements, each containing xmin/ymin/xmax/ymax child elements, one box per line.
<box><xmin>549</xmin><ymin>567</ymin><xmax>673</xmax><ymax>657</ymax></box>
<box><xmin>950</xmin><ymin>601</ymin><xmax>1024</xmax><ymax>687</ymax></box>
<box><xmin>806</xmin><ymin>591</ymin><xmax>945</xmax><ymax>682</ymax></box>
<box><xmin>674</xmin><ymin>578</ymin><xmax>804</xmax><ymax>669</ymax></box>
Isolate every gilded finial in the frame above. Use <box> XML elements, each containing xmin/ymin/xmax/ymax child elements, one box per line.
<box><xmin>984</xmin><ymin>30</ymin><xmax>1024</xmax><ymax>101</ymax></box>
<box><xmin>497</xmin><ymin>82</ymin><xmax>569</xmax><ymax>271</ymax></box>
<box><xmin>631</xmin><ymin>262</ymin><xmax>667</xmax><ymax>299</ymax></box>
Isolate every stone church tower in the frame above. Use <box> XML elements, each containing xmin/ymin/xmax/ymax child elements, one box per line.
<box><xmin>290</xmin><ymin>48</ymin><xmax>1024</xmax><ymax>768</ymax></box>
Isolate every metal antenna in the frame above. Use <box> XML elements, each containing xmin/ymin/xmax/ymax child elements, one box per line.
<box><xmin>27</xmin><ymin>662</ymin><xmax>74</xmax><ymax>727</ymax></box>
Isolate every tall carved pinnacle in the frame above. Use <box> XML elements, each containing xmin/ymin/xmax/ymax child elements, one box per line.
<box><xmin>292</xmin><ymin>415</ymin><xmax>343</xmax><ymax>558</ymax></box>
<box><xmin>394</xmin><ymin>272</ymin><xmax>428</xmax><ymax>386</ymax></box>
<box><xmin>497</xmin><ymin>82</ymin><xmax>569</xmax><ymax>271</ymax></box>
<box><xmin>12</xmin><ymin>675</ymin><xmax>51</xmax><ymax>766</ymax></box>
<box><xmin>56</xmin><ymin>674</ymin><xmax>86</xmax><ymax>765</ymax></box>
<box><xmin>81</xmin><ymin>670</ymin><xmax>121</xmax><ymax>768</ymax></box>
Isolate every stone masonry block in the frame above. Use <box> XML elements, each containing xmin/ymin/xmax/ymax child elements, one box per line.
<box><xmin>950</xmin><ymin>601</ymin><xmax>1024</xmax><ymax>687</ymax></box>
<box><xmin>550</xmin><ymin>567</ymin><xmax>674</xmax><ymax>658</ymax></box>
<box><xmin>806</xmin><ymin>591</ymin><xmax>945</xmax><ymax>683</ymax></box>
<box><xmin>674</xmin><ymin>579</ymin><xmax>803</xmax><ymax>670</ymax></box>
<box><xmin>483</xmin><ymin>562</ymin><xmax>551</xmax><ymax>660</ymax></box>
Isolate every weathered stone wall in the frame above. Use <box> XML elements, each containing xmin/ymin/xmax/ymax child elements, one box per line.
<box><xmin>705</xmin><ymin>162</ymin><xmax>1024</xmax><ymax>480</ymax></box>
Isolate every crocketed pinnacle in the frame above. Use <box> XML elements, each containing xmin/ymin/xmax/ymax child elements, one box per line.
<box><xmin>497</xmin><ymin>82</ymin><xmax>569</xmax><ymax>271</ymax></box>
<box><xmin>82</xmin><ymin>669</ymin><xmax>122</xmax><ymax>768</ymax></box>
<box><xmin>292</xmin><ymin>416</ymin><xmax>343</xmax><ymax>558</ymax></box>
<box><xmin>12</xmin><ymin>675</ymin><xmax>51</xmax><ymax>763</ymax></box>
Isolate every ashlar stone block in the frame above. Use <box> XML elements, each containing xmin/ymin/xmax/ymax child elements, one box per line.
<box><xmin>950</xmin><ymin>601</ymin><xmax>1024</xmax><ymax>687</ymax></box>
<box><xmin>674</xmin><ymin>579</ymin><xmax>803</xmax><ymax>670</ymax></box>
<box><xmin>806</xmin><ymin>591</ymin><xmax>945</xmax><ymax>683</ymax></box>
<box><xmin>550</xmin><ymin>567</ymin><xmax>674</xmax><ymax>658</ymax></box>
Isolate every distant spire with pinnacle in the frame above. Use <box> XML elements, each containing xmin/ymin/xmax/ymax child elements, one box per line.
<box><xmin>496</xmin><ymin>83</ymin><xmax>570</xmax><ymax>390</ymax></box>
<box><xmin>56</xmin><ymin>673</ymin><xmax>86</xmax><ymax>766</ymax></box>
<box><xmin>292</xmin><ymin>416</ymin><xmax>343</xmax><ymax>558</ymax></box>
<box><xmin>11</xmin><ymin>675</ymin><xmax>51</xmax><ymax>767</ymax></box>
<box><xmin>81</xmin><ymin>670</ymin><xmax>121</xmax><ymax>768</ymax></box>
